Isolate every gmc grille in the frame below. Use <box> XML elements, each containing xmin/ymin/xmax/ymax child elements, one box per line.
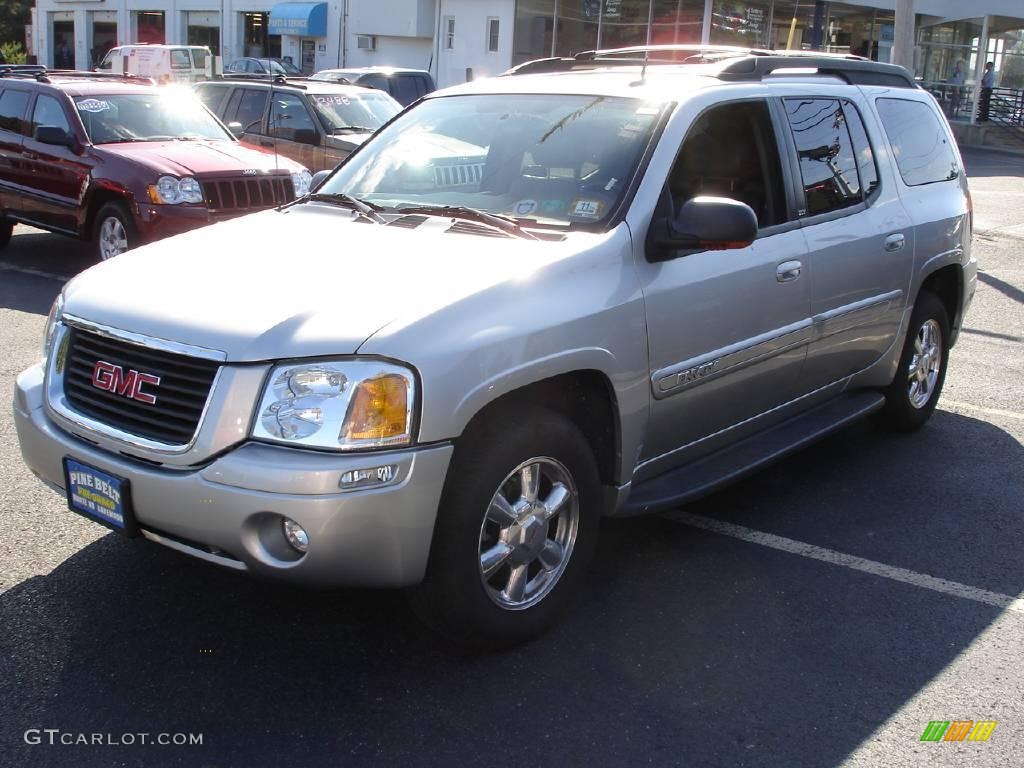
<box><xmin>201</xmin><ymin>175</ymin><xmax>295</xmax><ymax>213</ymax></box>
<box><xmin>63</xmin><ymin>328</ymin><xmax>220</xmax><ymax>446</ymax></box>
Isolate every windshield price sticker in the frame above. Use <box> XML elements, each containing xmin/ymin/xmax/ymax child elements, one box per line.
<box><xmin>77</xmin><ymin>99</ymin><xmax>110</xmax><ymax>113</ymax></box>
<box><xmin>315</xmin><ymin>95</ymin><xmax>351</xmax><ymax>105</ymax></box>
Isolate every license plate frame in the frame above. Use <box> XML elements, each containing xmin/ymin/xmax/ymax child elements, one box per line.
<box><xmin>62</xmin><ymin>457</ymin><xmax>139</xmax><ymax>537</ymax></box>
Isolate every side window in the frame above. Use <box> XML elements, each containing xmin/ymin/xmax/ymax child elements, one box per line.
<box><xmin>785</xmin><ymin>98</ymin><xmax>862</xmax><ymax>216</ymax></box>
<box><xmin>271</xmin><ymin>92</ymin><xmax>318</xmax><ymax>142</ymax></box>
<box><xmin>358</xmin><ymin>73</ymin><xmax>388</xmax><ymax>93</ymax></box>
<box><xmin>0</xmin><ymin>89</ymin><xmax>30</xmax><ymax>135</ymax></box>
<box><xmin>667</xmin><ymin>99</ymin><xmax>787</xmax><ymax>228</ymax></box>
<box><xmin>395</xmin><ymin>75</ymin><xmax>420</xmax><ymax>105</ymax></box>
<box><xmin>30</xmin><ymin>94</ymin><xmax>72</xmax><ymax>135</ymax></box>
<box><xmin>876</xmin><ymin>98</ymin><xmax>959</xmax><ymax>186</ymax></box>
<box><xmin>841</xmin><ymin>100</ymin><xmax>879</xmax><ymax>198</ymax></box>
<box><xmin>222</xmin><ymin>88</ymin><xmax>244</xmax><ymax>122</ymax></box>
<box><xmin>235</xmin><ymin>89</ymin><xmax>269</xmax><ymax>133</ymax></box>
<box><xmin>171</xmin><ymin>49</ymin><xmax>191</xmax><ymax>70</ymax></box>
<box><xmin>192</xmin><ymin>49</ymin><xmax>208</xmax><ymax>69</ymax></box>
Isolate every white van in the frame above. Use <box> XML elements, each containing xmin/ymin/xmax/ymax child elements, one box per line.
<box><xmin>97</xmin><ymin>44</ymin><xmax>213</xmax><ymax>84</ymax></box>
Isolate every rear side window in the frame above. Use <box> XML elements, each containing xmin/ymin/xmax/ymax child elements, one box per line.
<box><xmin>171</xmin><ymin>49</ymin><xmax>192</xmax><ymax>70</ymax></box>
<box><xmin>784</xmin><ymin>98</ymin><xmax>861</xmax><ymax>216</ymax></box>
<box><xmin>197</xmin><ymin>86</ymin><xmax>227</xmax><ymax>114</ymax></box>
<box><xmin>235</xmin><ymin>89</ymin><xmax>269</xmax><ymax>133</ymax></box>
<box><xmin>358</xmin><ymin>74</ymin><xmax>388</xmax><ymax>93</ymax></box>
<box><xmin>876</xmin><ymin>98</ymin><xmax>959</xmax><ymax>186</ymax></box>
<box><xmin>31</xmin><ymin>94</ymin><xmax>71</xmax><ymax>135</ymax></box>
<box><xmin>192</xmin><ymin>49</ymin><xmax>208</xmax><ymax>69</ymax></box>
<box><xmin>0</xmin><ymin>89</ymin><xmax>30</xmax><ymax>135</ymax></box>
<box><xmin>395</xmin><ymin>75</ymin><xmax>423</xmax><ymax>104</ymax></box>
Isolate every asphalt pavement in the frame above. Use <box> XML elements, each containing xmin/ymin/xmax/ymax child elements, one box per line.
<box><xmin>1</xmin><ymin>149</ymin><xmax>1022</xmax><ymax>768</ymax></box>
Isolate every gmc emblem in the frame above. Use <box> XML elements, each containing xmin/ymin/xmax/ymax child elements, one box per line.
<box><xmin>91</xmin><ymin>361</ymin><xmax>161</xmax><ymax>405</ymax></box>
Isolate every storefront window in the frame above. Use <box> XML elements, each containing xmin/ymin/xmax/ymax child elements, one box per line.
<box><xmin>554</xmin><ymin>1</ymin><xmax>599</xmax><ymax>57</ymax></box>
<box><xmin>709</xmin><ymin>1</ymin><xmax>771</xmax><ymax>48</ymax></box>
<box><xmin>133</xmin><ymin>11</ymin><xmax>165</xmax><ymax>44</ymax></box>
<box><xmin>651</xmin><ymin>0</ymin><xmax>703</xmax><ymax>45</ymax></box>
<box><xmin>600</xmin><ymin>0</ymin><xmax>653</xmax><ymax>49</ymax></box>
<box><xmin>242</xmin><ymin>12</ymin><xmax>281</xmax><ymax>59</ymax></box>
<box><xmin>514</xmin><ymin>0</ymin><xmax>556</xmax><ymax>64</ymax></box>
<box><xmin>186</xmin><ymin>12</ymin><xmax>220</xmax><ymax>56</ymax></box>
<box><xmin>918</xmin><ymin>19</ymin><xmax>983</xmax><ymax>86</ymax></box>
<box><xmin>989</xmin><ymin>20</ymin><xmax>1024</xmax><ymax>89</ymax></box>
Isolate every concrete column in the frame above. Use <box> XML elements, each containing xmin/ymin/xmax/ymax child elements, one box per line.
<box><xmin>892</xmin><ymin>0</ymin><xmax>914</xmax><ymax>72</ymax></box>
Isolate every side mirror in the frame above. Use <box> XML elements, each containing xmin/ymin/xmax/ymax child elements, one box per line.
<box><xmin>651</xmin><ymin>196</ymin><xmax>758</xmax><ymax>258</ymax></box>
<box><xmin>227</xmin><ymin>121</ymin><xmax>244</xmax><ymax>138</ymax></box>
<box><xmin>35</xmin><ymin>125</ymin><xmax>75</xmax><ymax>148</ymax></box>
<box><xmin>310</xmin><ymin>169</ymin><xmax>331</xmax><ymax>191</ymax></box>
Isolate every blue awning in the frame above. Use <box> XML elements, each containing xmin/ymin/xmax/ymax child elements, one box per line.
<box><xmin>268</xmin><ymin>2</ymin><xmax>328</xmax><ymax>37</ymax></box>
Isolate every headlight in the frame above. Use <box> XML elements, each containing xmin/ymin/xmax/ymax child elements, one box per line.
<box><xmin>292</xmin><ymin>169</ymin><xmax>312</xmax><ymax>198</ymax></box>
<box><xmin>148</xmin><ymin>175</ymin><xmax>203</xmax><ymax>204</ymax></box>
<box><xmin>251</xmin><ymin>360</ymin><xmax>416</xmax><ymax>451</ymax></box>
<box><xmin>42</xmin><ymin>293</ymin><xmax>64</xmax><ymax>362</ymax></box>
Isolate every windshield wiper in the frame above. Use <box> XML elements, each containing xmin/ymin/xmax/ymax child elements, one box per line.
<box><xmin>331</xmin><ymin>125</ymin><xmax>377</xmax><ymax>134</ymax></box>
<box><xmin>395</xmin><ymin>205</ymin><xmax>538</xmax><ymax>240</ymax></box>
<box><xmin>307</xmin><ymin>192</ymin><xmax>386</xmax><ymax>224</ymax></box>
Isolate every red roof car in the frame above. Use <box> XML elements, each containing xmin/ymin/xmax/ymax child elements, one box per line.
<box><xmin>0</xmin><ymin>70</ymin><xmax>312</xmax><ymax>260</ymax></box>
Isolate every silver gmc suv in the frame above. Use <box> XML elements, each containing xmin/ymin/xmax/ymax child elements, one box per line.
<box><xmin>14</xmin><ymin>48</ymin><xmax>976</xmax><ymax>648</ymax></box>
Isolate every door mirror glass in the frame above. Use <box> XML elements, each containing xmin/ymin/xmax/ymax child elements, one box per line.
<box><xmin>227</xmin><ymin>121</ymin><xmax>244</xmax><ymax>137</ymax></box>
<box><xmin>653</xmin><ymin>196</ymin><xmax>758</xmax><ymax>256</ymax></box>
<box><xmin>34</xmin><ymin>125</ymin><xmax>75</xmax><ymax>147</ymax></box>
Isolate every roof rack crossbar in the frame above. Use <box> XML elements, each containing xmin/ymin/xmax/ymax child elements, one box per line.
<box><xmin>716</xmin><ymin>55</ymin><xmax>916</xmax><ymax>88</ymax></box>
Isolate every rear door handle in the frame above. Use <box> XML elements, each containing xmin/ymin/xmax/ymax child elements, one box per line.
<box><xmin>776</xmin><ymin>260</ymin><xmax>802</xmax><ymax>283</ymax></box>
<box><xmin>885</xmin><ymin>233</ymin><xmax>906</xmax><ymax>252</ymax></box>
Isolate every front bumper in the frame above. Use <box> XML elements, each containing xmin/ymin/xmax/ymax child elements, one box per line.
<box><xmin>14</xmin><ymin>363</ymin><xmax>452</xmax><ymax>588</ymax></box>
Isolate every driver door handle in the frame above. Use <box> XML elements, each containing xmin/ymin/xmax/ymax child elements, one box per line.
<box><xmin>776</xmin><ymin>260</ymin><xmax>802</xmax><ymax>283</ymax></box>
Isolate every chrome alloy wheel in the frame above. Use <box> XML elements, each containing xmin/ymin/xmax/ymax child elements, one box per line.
<box><xmin>98</xmin><ymin>216</ymin><xmax>128</xmax><ymax>260</ymax></box>
<box><xmin>908</xmin><ymin>318</ymin><xmax>943</xmax><ymax>409</ymax></box>
<box><xmin>477</xmin><ymin>457</ymin><xmax>580</xmax><ymax>610</ymax></box>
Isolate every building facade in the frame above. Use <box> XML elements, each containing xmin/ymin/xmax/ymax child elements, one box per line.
<box><xmin>29</xmin><ymin>0</ymin><xmax>1024</xmax><ymax>105</ymax></box>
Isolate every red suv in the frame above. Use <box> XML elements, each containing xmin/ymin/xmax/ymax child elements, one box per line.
<box><xmin>0</xmin><ymin>69</ymin><xmax>312</xmax><ymax>260</ymax></box>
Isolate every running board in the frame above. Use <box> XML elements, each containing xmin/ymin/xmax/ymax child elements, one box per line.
<box><xmin>623</xmin><ymin>391</ymin><xmax>886</xmax><ymax>515</ymax></box>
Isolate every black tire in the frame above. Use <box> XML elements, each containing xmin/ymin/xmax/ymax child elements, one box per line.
<box><xmin>878</xmin><ymin>291</ymin><xmax>950</xmax><ymax>431</ymax></box>
<box><xmin>408</xmin><ymin>405</ymin><xmax>601</xmax><ymax>650</ymax></box>
<box><xmin>0</xmin><ymin>220</ymin><xmax>12</xmax><ymax>249</ymax></box>
<box><xmin>93</xmin><ymin>201</ymin><xmax>137</xmax><ymax>261</ymax></box>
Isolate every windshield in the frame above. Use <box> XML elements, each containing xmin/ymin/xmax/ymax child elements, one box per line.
<box><xmin>269</xmin><ymin>59</ymin><xmax>301</xmax><ymax>75</ymax></box>
<box><xmin>75</xmin><ymin>91</ymin><xmax>231</xmax><ymax>144</ymax></box>
<box><xmin>318</xmin><ymin>94</ymin><xmax>664</xmax><ymax>227</ymax></box>
<box><xmin>308</xmin><ymin>91</ymin><xmax>401</xmax><ymax>132</ymax></box>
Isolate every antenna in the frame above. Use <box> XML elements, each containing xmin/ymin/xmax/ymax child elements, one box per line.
<box><xmin>265</xmin><ymin>57</ymin><xmax>279</xmax><ymax>177</ymax></box>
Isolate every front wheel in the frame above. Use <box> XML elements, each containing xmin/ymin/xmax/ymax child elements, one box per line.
<box><xmin>408</xmin><ymin>405</ymin><xmax>601</xmax><ymax>649</ymax></box>
<box><xmin>878</xmin><ymin>291</ymin><xmax>950</xmax><ymax>431</ymax></box>
<box><xmin>93</xmin><ymin>202</ymin><xmax>136</xmax><ymax>261</ymax></box>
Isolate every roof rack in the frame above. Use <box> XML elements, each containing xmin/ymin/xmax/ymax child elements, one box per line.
<box><xmin>716</xmin><ymin>53</ymin><xmax>916</xmax><ymax>88</ymax></box>
<box><xmin>214</xmin><ymin>73</ymin><xmax>310</xmax><ymax>89</ymax></box>
<box><xmin>45</xmin><ymin>69</ymin><xmax>156</xmax><ymax>85</ymax></box>
<box><xmin>505</xmin><ymin>45</ymin><xmax>916</xmax><ymax>88</ymax></box>
<box><xmin>0</xmin><ymin>65</ymin><xmax>51</xmax><ymax>82</ymax></box>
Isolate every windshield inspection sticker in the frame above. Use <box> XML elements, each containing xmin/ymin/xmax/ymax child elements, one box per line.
<box><xmin>571</xmin><ymin>199</ymin><xmax>604</xmax><ymax>219</ymax></box>
<box><xmin>513</xmin><ymin>199</ymin><xmax>538</xmax><ymax>216</ymax></box>
<box><xmin>77</xmin><ymin>99</ymin><xmax>110</xmax><ymax>113</ymax></box>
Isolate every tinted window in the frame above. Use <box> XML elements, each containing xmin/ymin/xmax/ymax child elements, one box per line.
<box><xmin>31</xmin><ymin>94</ymin><xmax>71</xmax><ymax>135</ymax></box>
<box><xmin>394</xmin><ymin>75</ymin><xmax>421</xmax><ymax>105</ymax></box>
<box><xmin>0</xmin><ymin>89</ymin><xmax>30</xmax><ymax>134</ymax></box>
<box><xmin>669</xmin><ymin>99</ymin><xmax>787</xmax><ymax>228</ymax></box>
<box><xmin>235</xmin><ymin>89</ymin><xmax>268</xmax><ymax>133</ymax></box>
<box><xmin>842</xmin><ymin>101</ymin><xmax>879</xmax><ymax>197</ymax></box>
<box><xmin>271</xmin><ymin>93</ymin><xmax>318</xmax><ymax>142</ymax></box>
<box><xmin>358</xmin><ymin>73</ymin><xmax>389</xmax><ymax>93</ymax></box>
<box><xmin>876</xmin><ymin>98</ymin><xmax>959</xmax><ymax>186</ymax></box>
<box><xmin>223</xmin><ymin>88</ymin><xmax>243</xmax><ymax>120</ymax></box>
<box><xmin>785</xmin><ymin>98</ymin><xmax>861</xmax><ymax>216</ymax></box>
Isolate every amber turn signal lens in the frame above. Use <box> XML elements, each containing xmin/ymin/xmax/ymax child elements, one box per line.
<box><xmin>343</xmin><ymin>374</ymin><xmax>410</xmax><ymax>442</ymax></box>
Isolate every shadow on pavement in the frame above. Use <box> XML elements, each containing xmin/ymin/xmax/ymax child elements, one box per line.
<box><xmin>1</xmin><ymin>412</ymin><xmax>1020</xmax><ymax>767</ymax></box>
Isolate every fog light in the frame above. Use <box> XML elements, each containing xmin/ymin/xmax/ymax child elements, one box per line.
<box><xmin>282</xmin><ymin>518</ymin><xmax>309</xmax><ymax>553</ymax></box>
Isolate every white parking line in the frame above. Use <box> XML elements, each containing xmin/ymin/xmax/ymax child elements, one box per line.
<box><xmin>941</xmin><ymin>400</ymin><xmax>1024</xmax><ymax>421</ymax></box>
<box><xmin>0</xmin><ymin>263</ymin><xmax>70</xmax><ymax>282</ymax></box>
<box><xmin>669</xmin><ymin>511</ymin><xmax>1024</xmax><ymax>614</ymax></box>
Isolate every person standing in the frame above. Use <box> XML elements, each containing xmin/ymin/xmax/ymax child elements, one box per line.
<box><xmin>55</xmin><ymin>38</ymin><xmax>73</xmax><ymax>69</ymax></box>
<box><xmin>979</xmin><ymin>61</ymin><xmax>996</xmax><ymax>122</ymax></box>
<box><xmin>949</xmin><ymin>59</ymin><xmax>965</xmax><ymax>118</ymax></box>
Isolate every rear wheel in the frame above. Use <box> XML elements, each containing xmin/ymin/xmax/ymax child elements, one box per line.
<box><xmin>408</xmin><ymin>405</ymin><xmax>601</xmax><ymax>649</ymax></box>
<box><xmin>94</xmin><ymin>202</ymin><xmax>136</xmax><ymax>261</ymax></box>
<box><xmin>878</xmin><ymin>291</ymin><xmax>950</xmax><ymax>431</ymax></box>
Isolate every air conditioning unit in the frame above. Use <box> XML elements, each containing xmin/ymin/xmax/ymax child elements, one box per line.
<box><xmin>357</xmin><ymin>35</ymin><xmax>377</xmax><ymax>51</ymax></box>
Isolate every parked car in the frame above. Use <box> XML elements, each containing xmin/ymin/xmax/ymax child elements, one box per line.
<box><xmin>225</xmin><ymin>57</ymin><xmax>302</xmax><ymax>76</ymax></box>
<box><xmin>0</xmin><ymin>70</ymin><xmax>311</xmax><ymax>260</ymax></box>
<box><xmin>309</xmin><ymin>67</ymin><xmax>435</xmax><ymax>106</ymax></box>
<box><xmin>195</xmin><ymin>76</ymin><xmax>401</xmax><ymax>172</ymax></box>
<box><xmin>15</xmin><ymin>50</ymin><xmax>976</xmax><ymax>649</ymax></box>
<box><xmin>97</xmin><ymin>44</ymin><xmax>212</xmax><ymax>84</ymax></box>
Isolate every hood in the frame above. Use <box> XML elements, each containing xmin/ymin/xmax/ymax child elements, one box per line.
<box><xmin>325</xmin><ymin>132</ymin><xmax>371</xmax><ymax>153</ymax></box>
<box><xmin>62</xmin><ymin>205</ymin><xmax>588</xmax><ymax>362</ymax></box>
<box><xmin>99</xmin><ymin>139</ymin><xmax>305</xmax><ymax>176</ymax></box>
